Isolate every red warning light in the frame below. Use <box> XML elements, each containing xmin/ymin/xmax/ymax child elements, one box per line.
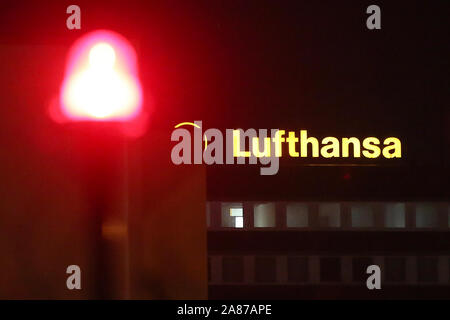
<box><xmin>59</xmin><ymin>30</ymin><xmax>143</xmax><ymax>122</ymax></box>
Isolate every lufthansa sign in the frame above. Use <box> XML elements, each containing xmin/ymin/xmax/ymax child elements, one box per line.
<box><xmin>171</xmin><ymin>121</ymin><xmax>402</xmax><ymax>175</ymax></box>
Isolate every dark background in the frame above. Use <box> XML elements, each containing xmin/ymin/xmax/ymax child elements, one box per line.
<box><xmin>0</xmin><ymin>0</ymin><xmax>448</xmax><ymax>298</ymax></box>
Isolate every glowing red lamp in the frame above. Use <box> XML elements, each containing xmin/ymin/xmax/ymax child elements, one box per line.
<box><xmin>51</xmin><ymin>30</ymin><xmax>146</xmax><ymax>299</ymax></box>
<box><xmin>59</xmin><ymin>30</ymin><xmax>143</xmax><ymax>122</ymax></box>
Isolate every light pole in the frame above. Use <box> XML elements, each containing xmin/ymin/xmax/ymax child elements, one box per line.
<box><xmin>53</xmin><ymin>30</ymin><xmax>145</xmax><ymax>299</ymax></box>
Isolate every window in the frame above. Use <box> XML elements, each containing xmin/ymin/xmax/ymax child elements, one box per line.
<box><xmin>352</xmin><ymin>257</ymin><xmax>373</xmax><ymax>282</ymax></box>
<box><xmin>351</xmin><ymin>204</ymin><xmax>374</xmax><ymax>228</ymax></box>
<box><xmin>385</xmin><ymin>257</ymin><xmax>406</xmax><ymax>283</ymax></box>
<box><xmin>222</xmin><ymin>256</ymin><xmax>244</xmax><ymax>283</ymax></box>
<box><xmin>320</xmin><ymin>257</ymin><xmax>341</xmax><ymax>282</ymax></box>
<box><xmin>221</xmin><ymin>203</ymin><xmax>243</xmax><ymax>228</ymax></box>
<box><xmin>287</xmin><ymin>257</ymin><xmax>309</xmax><ymax>283</ymax></box>
<box><xmin>286</xmin><ymin>203</ymin><xmax>308</xmax><ymax>227</ymax></box>
<box><xmin>417</xmin><ymin>257</ymin><xmax>438</xmax><ymax>283</ymax></box>
<box><xmin>230</xmin><ymin>208</ymin><xmax>244</xmax><ymax>228</ymax></box>
<box><xmin>255</xmin><ymin>256</ymin><xmax>277</xmax><ymax>283</ymax></box>
<box><xmin>415</xmin><ymin>204</ymin><xmax>438</xmax><ymax>228</ymax></box>
<box><xmin>254</xmin><ymin>203</ymin><xmax>276</xmax><ymax>228</ymax></box>
<box><xmin>318</xmin><ymin>203</ymin><xmax>341</xmax><ymax>227</ymax></box>
<box><xmin>208</xmin><ymin>257</ymin><xmax>211</xmax><ymax>282</ymax></box>
<box><xmin>385</xmin><ymin>203</ymin><xmax>405</xmax><ymax>228</ymax></box>
<box><xmin>448</xmin><ymin>206</ymin><xmax>450</xmax><ymax>227</ymax></box>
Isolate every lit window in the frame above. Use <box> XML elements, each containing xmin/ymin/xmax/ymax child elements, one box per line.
<box><xmin>254</xmin><ymin>203</ymin><xmax>276</xmax><ymax>228</ymax></box>
<box><xmin>385</xmin><ymin>203</ymin><xmax>405</xmax><ymax>228</ymax></box>
<box><xmin>286</xmin><ymin>203</ymin><xmax>308</xmax><ymax>227</ymax></box>
<box><xmin>221</xmin><ymin>203</ymin><xmax>243</xmax><ymax>228</ymax></box>
<box><xmin>230</xmin><ymin>208</ymin><xmax>243</xmax><ymax>228</ymax></box>
<box><xmin>318</xmin><ymin>203</ymin><xmax>341</xmax><ymax>227</ymax></box>
<box><xmin>448</xmin><ymin>206</ymin><xmax>450</xmax><ymax>227</ymax></box>
<box><xmin>415</xmin><ymin>204</ymin><xmax>438</xmax><ymax>228</ymax></box>
<box><xmin>351</xmin><ymin>204</ymin><xmax>374</xmax><ymax>228</ymax></box>
<box><xmin>230</xmin><ymin>208</ymin><xmax>242</xmax><ymax>216</ymax></box>
<box><xmin>417</xmin><ymin>257</ymin><xmax>438</xmax><ymax>283</ymax></box>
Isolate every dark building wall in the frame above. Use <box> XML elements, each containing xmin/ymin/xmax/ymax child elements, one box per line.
<box><xmin>207</xmin><ymin>201</ymin><xmax>449</xmax><ymax>299</ymax></box>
